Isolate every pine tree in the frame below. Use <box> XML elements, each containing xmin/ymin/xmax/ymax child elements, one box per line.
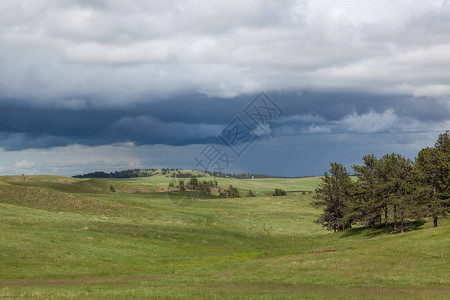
<box><xmin>415</xmin><ymin>131</ymin><xmax>450</xmax><ymax>226</ymax></box>
<box><xmin>314</xmin><ymin>163</ymin><xmax>354</xmax><ymax>232</ymax></box>
<box><xmin>273</xmin><ymin>188</ymin><xmax>287</xmax><ymax>196</ymax></box>
<box><xmin>246</xmin><ymin>190</ymin><xmax>256</xmax><ymax>197</ymax></box>
<box><xmin>351</xmin><ymin>154</ymin><xmax>382</xmax><ymax>228</ymax></box>
<box><xmin>377</xmin><ymin>153</ymin><xmax>414</xmax><ymax>233</ymax></box>
<box><xmin>178</xmin><ymin>180</ymin><xmax>186</xmax><ymax>192</ymax></box>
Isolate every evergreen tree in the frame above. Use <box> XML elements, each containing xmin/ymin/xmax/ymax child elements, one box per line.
<box><xmin>187</xmin><ymin>178</ymin><xmax>199</xmax><ymax>190</ymax></box>
<box><xmin>314</xmin><ymin>163</ymin><xmax>354</xmax><ymax>232</ymax></box>
<box><xmin>378</xmin><ymin>153</ymin><xmax>414</xmax><ymax>233</ymax></box>
<box><xmin>178</xmin><ymin>180</ymin><xmax>186</xmax><ymax>192</ymax></box>
<box><xmin>273</xmin><ymin>188</ymin><xmax>287</xmax><ymax>196</ymax></box>
<box><xmin>246</xmin><ymin>190</ymin><xmax>256</xmax><ymax>197</ymax></box>
<box><xmin>219</xmin><ymin>185</ymin><xmax>240</xmax><ymax>198</ymax></box>
<box><xmin>350</xmin><ymin>155</ymin><xmax>382</xmax><ymax>228</ymax></box>
<box><xmin>415</xmin><ymin>131</ymin><xmax>450</xmax><ymax>226</ymax></box>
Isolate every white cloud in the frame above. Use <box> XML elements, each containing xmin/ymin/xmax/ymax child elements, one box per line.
<box><xmin>253</xmin><ymin>124</ymin><xmax>272</xmax><ymax>136</ymax></box>
<box><xmin>13</xmin><ymin>160</ymin><xmax>36</xmax><ymax>168</ymax></box>
<box><xmin>412</xmin><ymin>85</ymin><xmax>450</xmax><ymax>98</ymax></box>
<box><xmin>0</xmin><ymin>0</ymin><xmax>449</xmax><ymax>107</ymax></box>
<box><xmin>338</xmin><ymin>109</ymin><xmax>399</xmax><ymax>133</ymax></box>
<box><xmin>0</xmin><ymin>143</ymin><xmax>204</xmax><ymax>176</ymax></box>
<box><xmin>304</xmin><ymin>124</ymin><xmax>332</xmax><ymax>134</ymax></box>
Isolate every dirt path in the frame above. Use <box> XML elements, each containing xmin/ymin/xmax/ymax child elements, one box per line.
<box><xmin>0</xmin><ymin>274</ymin><xmax>170</xmax><ymax>287</ymax></box>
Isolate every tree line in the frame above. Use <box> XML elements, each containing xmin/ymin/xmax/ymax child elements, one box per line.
<box><xmin>203</xmin><ymin>171</ymin><xmax>277</xmax><ymax>179</ymax></box>
<box><xmin>73</xmin><ymin>168</ymin><xmax>159</xmax><ymax>178</ymax></box>
<box><xmin>168</xmin><ymin>178</ymin><xmax>264</xmax><ymax>198</ymax></box>
<box><xmin>314</xmin><ymin>131</ymin><xmax>449</xmax><ymax>233</ymax></box>
<box><xmin>169</xmin><ymin>178</ymin><xmax>218</xmax><ymax>194</ymax></box>
<box><xmin>73</xmin><ymin>168</ymin><xmax>277</xmax><ymax>179</ymax></box>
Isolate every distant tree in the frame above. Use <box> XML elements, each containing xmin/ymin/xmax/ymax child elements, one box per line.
<box><xmin>219</xmin><ymin>185</ymin><xmax>240</xmax><ymax>198</ymax></box>
<box><xmin>273</xmin><ymin>188</ymin><xmax>287</xmax><ymax>196</ymax></box>
<box><xmin>314</xmin><ymin>163</ymin><xmax>354</xmax><ymax>232</ymax></box>
<box><xmin>246</xmin><ymin>190</ymin><xmax>256</xmax><ymax>197</ymax></box>
<box><xmin>187</xmin><ymin>178</ymin><xmax>199</xmax><ymax>190</ymax></box>
<box><xmin>178</xmin><ymin>180</ymin><xmax>186</xmax><ymax>192</ymax></box>
<box><xmin>198</xmin><ymin>180</ymin><xmax>212</xmax><ymax>194</ymax></box>
<box><xmin>73</xmin><ymin>168</ymin><xmax>161</xmax><ymax>179</ymax></box>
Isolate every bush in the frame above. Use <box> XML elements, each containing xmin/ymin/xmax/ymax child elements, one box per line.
<box><xmin>219</xmin><ymin>185</ymin><xmax>240</xmax><ymax>198</ymax></box>
<box><xmin>246</xmin><ymin>190</ymin><xmax>256</xmax><ymax>197</ymax></box>
<box><xmin>178</xmin><ymin>180</ymin><xmax>186</xmax><ymax>192</ymax></box>
<box><xmin>273</xmin><ymin>188</ymin><xmax>286</xmax><ymax>196</ymax></box>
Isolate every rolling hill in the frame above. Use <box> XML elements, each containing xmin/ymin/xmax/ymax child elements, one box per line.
<box><xmin>0</xmin><ymin>174</ymin><xmax>448</xmax><ymax>299</ymax></box>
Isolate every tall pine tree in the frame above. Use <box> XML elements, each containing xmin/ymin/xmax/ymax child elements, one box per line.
<box><xmin>351</xmin><ymin>154</ymin><xmax>383</xmax><ymax>228</ymax></box>
<box><xmin>377</xmin><ymin>153</ymin><xmax>414</xmax><ymax>233</ymax></box>
<box><xmin>415</xmin><ymin>131</ymin><xmax>450</xmax><ymax>226</ymax></box>
<box><xmin>314</xmin><ymin>163</ymin><xmax>354</xmax><ymax>232</ymax></box>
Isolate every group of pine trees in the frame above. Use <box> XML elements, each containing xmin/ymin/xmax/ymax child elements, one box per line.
<box><xmin>219</xmin><ymin>185</ymin><xmax>240</xmax><ymax>198</ymax></box>
<box><xmin>169</xmin><ymin>178</ymin><xmax>218</xmax><ymax>194</ymax></box>
<box><xmin>273</xmin><ymin>188</ymin><xmax>287</xmax><ymax>196</ymax></box>
<box><xmin>314</xmin><ymin>131</ymin><xmax>449</xmax><ymax>233</ymax></box>
<box><xmin>203</xmin><ymin>171</ymin><xmax>274</xmax><ymax>179</ymax></box>
<box><xmin>168</xmin><ymin>179</ymin><xmax>259</xmax><ymax>199</ymax></box>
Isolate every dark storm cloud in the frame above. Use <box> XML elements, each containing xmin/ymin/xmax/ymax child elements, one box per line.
<box><xmin>0</xmin><ymin>92</ymin><xmax>448</xmax><ymax>151</ymax></box>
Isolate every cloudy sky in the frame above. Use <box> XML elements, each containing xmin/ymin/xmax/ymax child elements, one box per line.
<box><xmin>0</xmin><ymin>0</ymin><xmax>449</xmax><ymax>176</ymax></box>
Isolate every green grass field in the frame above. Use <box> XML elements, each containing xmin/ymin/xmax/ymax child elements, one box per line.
<box><xmin>0</xmin><ymin>174</ymin><xmax>449</xmax><ymax>299</ymax></box>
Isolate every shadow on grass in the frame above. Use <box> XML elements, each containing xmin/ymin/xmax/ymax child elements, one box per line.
<box><xmin>340</xmin><ymin>220</ymin><xmax>426</xmax><ymax>238</ymax></box>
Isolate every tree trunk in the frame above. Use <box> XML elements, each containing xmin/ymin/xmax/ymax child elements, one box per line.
<box><xmin>401</xmin><ymin>212</ymin><xmax>404</xmax><ymax>233</ymax></box>
<box><xmin>433</xmin><ymin>186</ymin><xmax>438</xmax><ymax>227</ymax></box>
<box><xmin>393</xmin><ymin>204</ymin><xmax>397</xmax><ymax>233</ymax></box>
<box><xmin>384</xmin><ymin>206</ymin><xmax>388</xmax><ymax>228</ymax></box>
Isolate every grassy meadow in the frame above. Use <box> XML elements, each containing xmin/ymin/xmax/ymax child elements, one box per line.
<box><xmin>0</xmin><ymin>173</ymin><xmax>449</xmax><ymax>299</ymax></box>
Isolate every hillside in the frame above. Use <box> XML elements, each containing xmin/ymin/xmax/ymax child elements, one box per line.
<box><xmin>0</xmin><ymin>174</ymin><xmax>448</xmax><ymax>298</ymax></box>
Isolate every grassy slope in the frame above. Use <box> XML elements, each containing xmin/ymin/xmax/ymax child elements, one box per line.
<box><xmin>116</xmin><ymin>174</ymin><xmax>319</xmax><ymax>195</ymax></box>
<box><xmin>0</xmin><ymin>175</ymin><xmax>448</xmax><ymax>299</ymax></box>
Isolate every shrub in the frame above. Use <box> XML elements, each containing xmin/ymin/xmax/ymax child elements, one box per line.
<box><xmin>273</xmin><ymin>188</ymin><xmax>286</xmax><ymax>196</ymax></box>
<box><xmin>219</xmin><ymin>185</ymin><xmax>240</xmax><ymax>198</ymax></box>
<box><xmin>246</xmin><ymin>190</ymin><xmax>256</xmax><ymax>197</ymax></box>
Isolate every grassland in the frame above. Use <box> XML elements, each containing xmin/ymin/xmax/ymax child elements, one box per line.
<box><xmin>0</xmin><ymin>174</ymin><xmax>449</xmax><ymax>299</ymax></box>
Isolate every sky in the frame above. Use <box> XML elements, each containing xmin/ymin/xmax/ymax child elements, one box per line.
<box><xmin>0</xmin><ymin>0</ymin><xmax>449</xmax><ymax>177</ymax></box>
